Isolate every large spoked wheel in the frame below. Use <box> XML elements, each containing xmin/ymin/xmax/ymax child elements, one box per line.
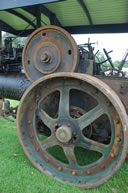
<box><xmin>17</xmin><ymin>73</ymin><xmax>128</xmax><ymax>188</ymax></box>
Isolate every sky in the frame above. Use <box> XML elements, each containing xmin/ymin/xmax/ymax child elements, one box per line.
<box><xmin>73</xmin><ymin>33</ymin><xmax>128</xmax><ymax>62</ymax></box>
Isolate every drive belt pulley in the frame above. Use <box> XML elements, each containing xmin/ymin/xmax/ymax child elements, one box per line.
<box><xmin>23</xmin><ymin>26</ymin><xmax>79</xmax><ymax>82</ymax></box>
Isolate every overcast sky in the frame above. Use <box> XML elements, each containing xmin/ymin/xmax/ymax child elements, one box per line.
<box><xmin>73</xmin><ymin>33</ymin><xmax>128</xmax><ymax>62</ymax></box>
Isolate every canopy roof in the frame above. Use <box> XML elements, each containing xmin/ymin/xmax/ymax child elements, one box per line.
<box><xmin>0</xmin><ymin>0</ymin><xmax>128</xmax><ymax>36</ymax></box>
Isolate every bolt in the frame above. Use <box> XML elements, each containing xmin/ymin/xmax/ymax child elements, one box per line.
<box><xmin>116</xmin><ymin>118</ymin><xmax>120</xmax><ymax>124</ymax></box>
<box><xmin>72</xmin><ymin>171</ymin><xmax>77</xmax><ymax>175</ymax></box>
<box><xmin>41</xmin><ymin>53</ymin><xmax>51</xmax><ymax>63</ymax></box>
<box><xmin>28</xmin><ymin>120</ymin><xmax>31</xmax><ymax>124</ymax></box>
<box><xmin>58</xmin><ymin>166</ymin><xmax>62</xmax><ymax>171</ymax></box>
<box><xmin>116</xmin><ymin>137</ymin><xmax>121</xmax><ymax>142</ymax></box>
<box><xmin>110</xmin><ymin>152</ymin><xmax>115</xmax><ymax>158</ymax></box>
<box><xmin>86</xmin><ymin>170</ymin><xmax>91</xmax><ymax>175</ymax></box>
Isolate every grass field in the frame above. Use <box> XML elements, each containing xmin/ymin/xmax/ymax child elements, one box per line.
<box><xmin>0</xmin><ymin>100</ymin><xmax>128</xmax><ymax>193</ymax></box>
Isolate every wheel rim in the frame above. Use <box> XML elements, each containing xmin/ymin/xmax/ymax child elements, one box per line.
<box><xmin>17</xmin><ymin>73</ymin><xmax>128</xmax><ymax>188</ymax></box>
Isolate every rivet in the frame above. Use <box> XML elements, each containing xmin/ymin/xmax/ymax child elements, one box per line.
<box><xmin>86</xmin><ymin>170</ymin><xmax>91</xmax><ymax>175</ymax></box>
<box><xmin>28</xmin><ymin>120</ymin><xmax>31</xmax><ymax>124</ymax></box>
<box><xmin>58</xmin><ymin>166</ymin><xmax>62</xmax><ymax>171</ymax></box>
<box><xmin>116</xmin><ymin>119</ymin><xmax>120</xmax><ymax>124</ymax></box>
<box><xmin>110</xmin><ymin>152</ymin><xmax>115</xmax><ymax>158</ymax></box>
<box><xmin>72</xmin><ymin>171</ymin><xmax>76</xmax><ymax>175</ymax></box>
<box><xmin>116</xmin><ymin>137</ymin><xmax>121</xmax><ymax>142</ymax></box>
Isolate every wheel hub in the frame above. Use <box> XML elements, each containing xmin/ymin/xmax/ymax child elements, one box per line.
<box><xmin>40</xmin><ymin>52</ymin><xmax>51</xmax><ymax>63</ymax></box>
<box><xmin>55</xmin><ymin>125</ymin><xmax>72</xmax><ymax>143</ymax></box>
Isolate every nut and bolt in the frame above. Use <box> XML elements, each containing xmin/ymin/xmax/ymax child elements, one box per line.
<box><xmin>110</xmin><ymin>152</ymin><xmax>115</xmax><ymax>158</ymax></box>
<box><xmin>116</xmin><ymin>137</ymin><xmax>121</xmax><ymax>142</ymax></box>
<box><xmin>58</xmin><ymin>166</ymin><xmax>62</xmax><ymax>171</ymax></box>
<box><xmin>41</xmin><ymin>53</ymin><xmax>51</xmax><ymax>63</ymax></box>
<box><xmin>86</xmin><ymin>170</ymin><xmax>91</xmax><ymax>175</ymax></box>
<box><xmin>72</xmin><ymin>171</ymin><xmax>77</xmax><ymax>175</ymax></box>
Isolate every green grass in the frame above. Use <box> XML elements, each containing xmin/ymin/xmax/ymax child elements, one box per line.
<box><xmin>0</xmin><ymin>101</ymin><xmax>128</xmax><ymax>193</ymax></box>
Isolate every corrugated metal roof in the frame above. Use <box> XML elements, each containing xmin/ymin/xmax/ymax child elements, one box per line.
<box><xmin>0</xmin><ymin>0</ymin><xmax>128</xmax><ymax>35</ymax></box>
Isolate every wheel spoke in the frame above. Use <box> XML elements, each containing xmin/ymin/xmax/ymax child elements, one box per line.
<box><xmin>79</xmin><ymin>136</ymin><xmax>109</xmax><ymax>155</ymax></box>
<box><xmin>63</xmin><ymin>146</ymin><xmax>78</xmax><ymax>167</ymax></box>
<box><xmin>41</xmin><ymin>135</ymin><xmax>57</xmax><ymax>149</ymax></box>
<box><xmin>38</xmin><ymin>108</ymin><xmax>56</xmax><ymax>129</ymax></box>
<box><xmin>58</xmin><ymin>86</ymin><xmax>70</xmax><ymax>118</ymax></box>
<box><xmin>78</xmin><ymin>104</ymin><xmax>107</xmax><ymax>130</ymax></box>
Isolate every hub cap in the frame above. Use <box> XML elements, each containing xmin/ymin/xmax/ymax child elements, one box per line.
<box><xmin>56</xmin><ymin>126</ymin><xmax>72</xmax><ymax>143</ymax></box>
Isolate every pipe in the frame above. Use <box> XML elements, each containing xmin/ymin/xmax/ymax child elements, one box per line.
<box><xmin>0</xmin><ymin>73</ymin><xmax>32</xmax><ymax>100</ymax></box>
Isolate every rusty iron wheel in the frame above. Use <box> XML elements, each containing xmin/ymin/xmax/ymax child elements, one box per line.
<box><xmin>22</xmin><ymin>26</ymin><xmax>79</xmax><ymax>82</ymax></box>
<box><xmin>16</xmin><ymin>73</ymin><xmax>128</xmax><ymax>188</ymax></box>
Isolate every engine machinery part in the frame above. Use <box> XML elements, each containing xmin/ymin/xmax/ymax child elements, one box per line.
<box><xmin>0</xmin><ymin>37</ymin><xmax>23</xmax><ymax>73</ymax></box>
<box><xmin>17</xmin><ymin>73</ymin><xmax>128</xmax><ymax>188</ymax></box>
<box><xmin>23</xmin><ymin>25</ymin><xmax>79</xmax><ymax>82</ymax></box>
<box><xmin>0</xmin><ymin>25</ymin><xmax>128</xmax><ymax>188</ymax></box>
<box><xmin>0</xmin><ymin>98</ymin><xmax>18</xmax><ymax>121</ymax></box>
